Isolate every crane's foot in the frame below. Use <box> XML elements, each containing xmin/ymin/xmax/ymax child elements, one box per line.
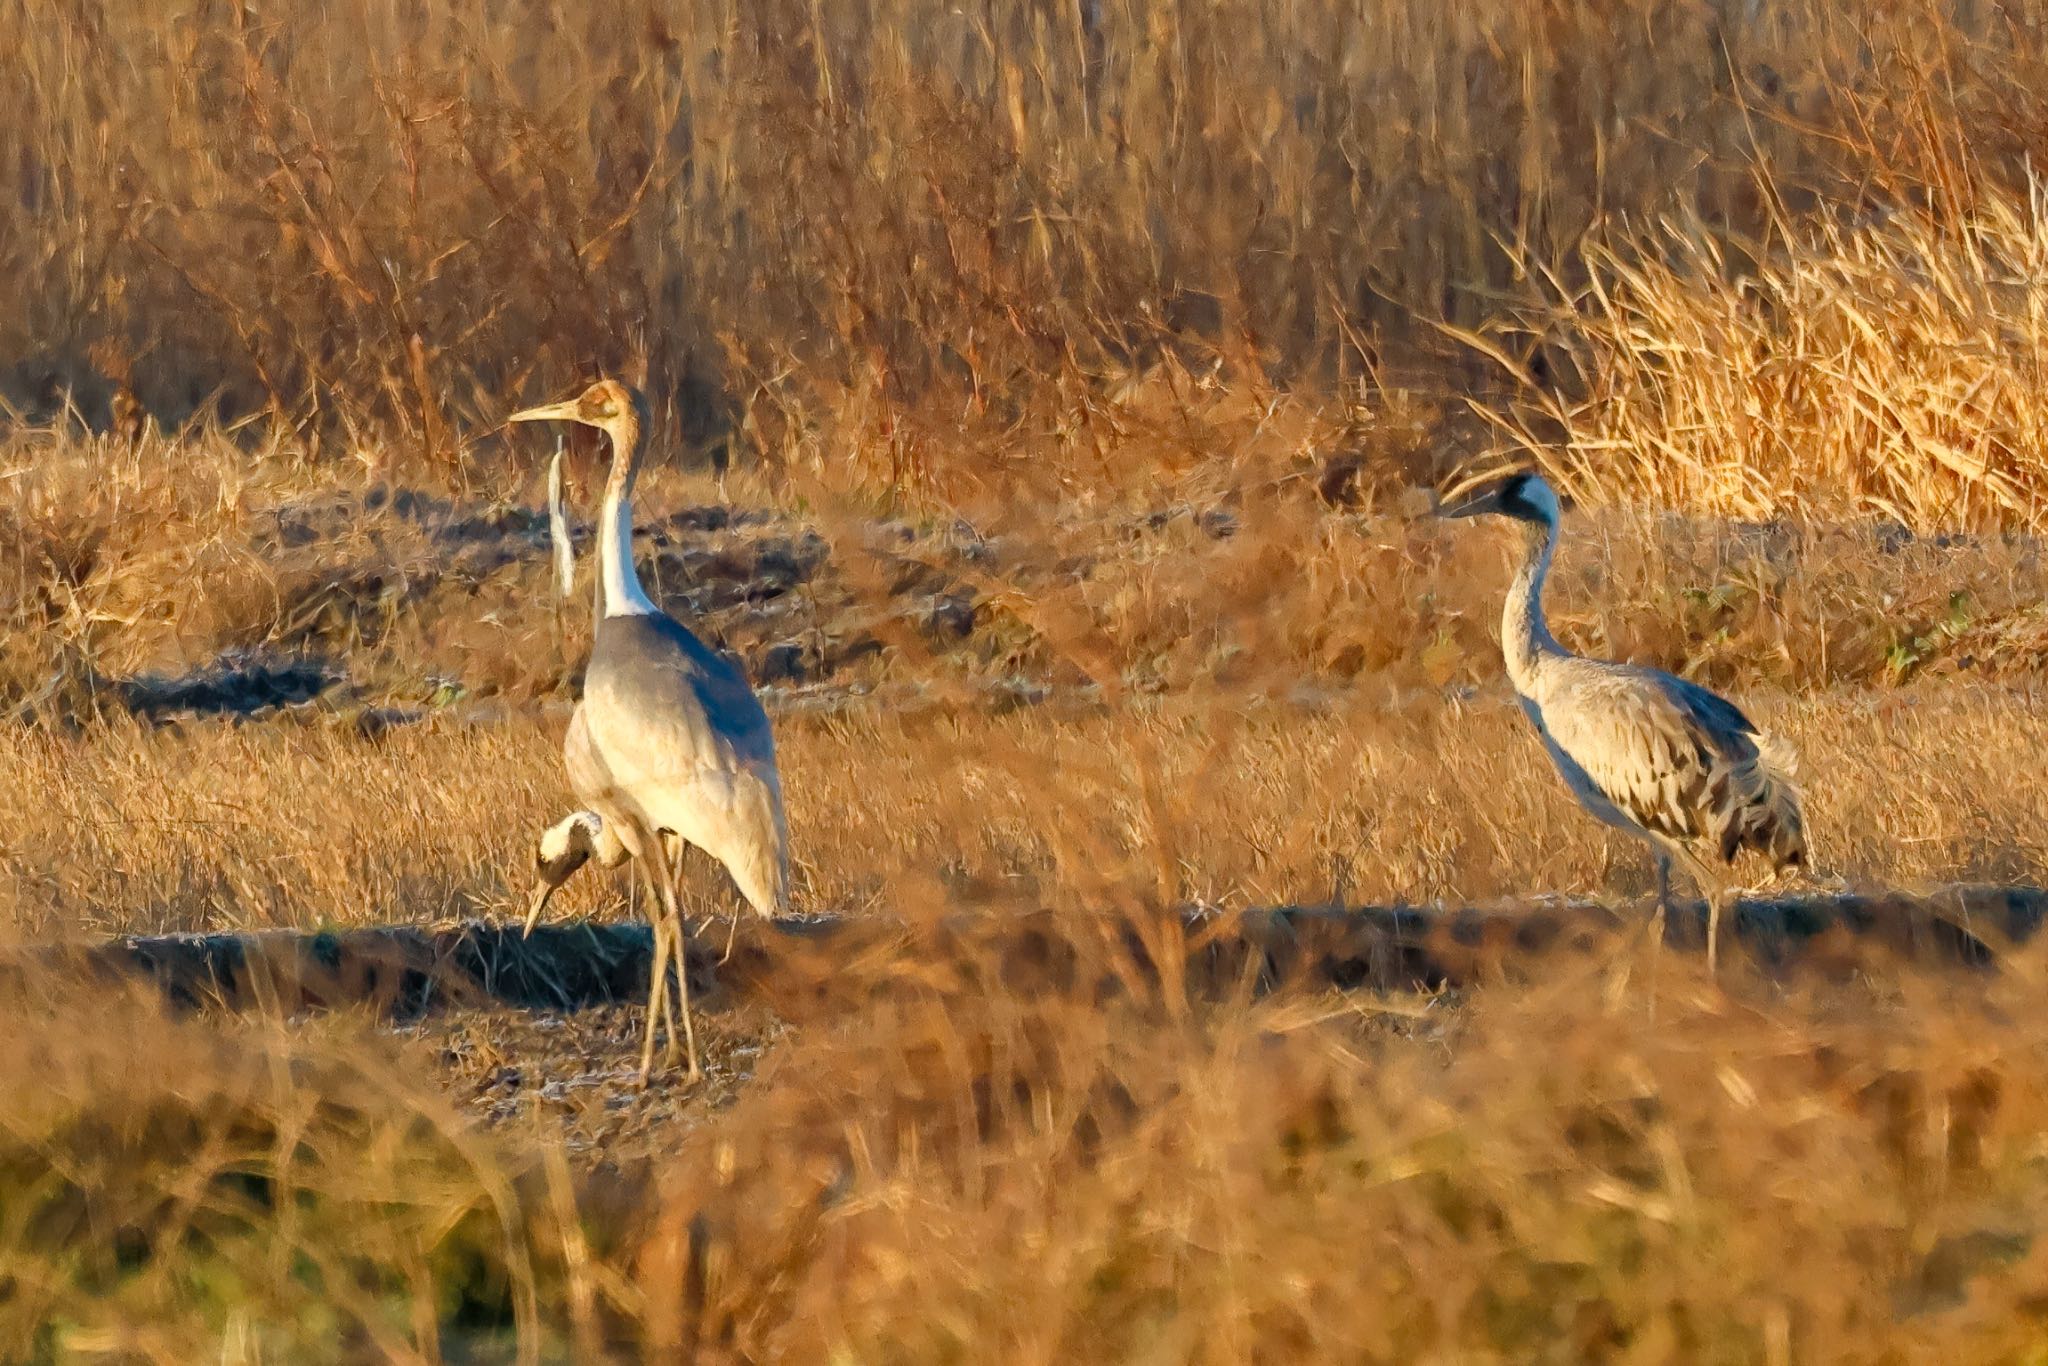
<box><xmin>635</xmin><ymin>1047</ymin><xmax>700</xmax><ymax>1088</ymax></box>
<box><xmin>678</xmin><ymin>1006</ymin><xmax>702</xmax><ymax>1080</ymax></box>
<box><xmin>637</xmin><ymin>1030</ymin><xmax>659</xmax><ymax>1088</ymax></box>
<box><xmin>636</xmin><ymin>1039</ymin><xmax>694</xmax><ymax>1087</ymax></box>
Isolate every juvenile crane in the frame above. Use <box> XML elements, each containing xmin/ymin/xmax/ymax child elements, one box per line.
<box><xmin>508</xmin><ymin>378</ymin><xmax>790</xmax><ymax>1080</ymax></box>
<box><xmin>523</xmin><ymin>718</ymin><xmax>676</xmax><ymax>932</ymax></box>
<box><xmin>1441</xmin><ymin>472</ymin><xmax>1805</xmax><ymax>972</ymax></box>
<box><xmin>525</xmin><ymin>743</ymin><xmax>702</xmax><ymax>959</ymax></box>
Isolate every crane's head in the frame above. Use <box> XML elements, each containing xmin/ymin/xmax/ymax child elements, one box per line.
<box><xmin>1439</xmin><ymin>470</ymin><xmax>1561</xmax><ymax>527</ymax></box>
<box><xmin>524</xmin><ymin>810</ymin><xmax>602</xmax><ymax>936</ymax></box>
<box><xmin>506</xmin><ymin>378</ymin><xmax>643</xmax><ymax>434</ymax></box>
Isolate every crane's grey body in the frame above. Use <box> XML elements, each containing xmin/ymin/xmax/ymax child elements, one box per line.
<box><xmin>1512</xmin><ymin>656</ymin><xmax>1803</xmax><ymax>874</ymax></box>
<box><xmin>581</xmin><ymin>610</ymin><xmax>788</xmax><ymax>916</ymax></box>
<box><xmin>1445</xmin><ymin>472</ymin><xmax>1804</xmax><ymax>967</ymax></box>
<box><xmin>510</xmin><ymin>377</ymin><xmax>790</xmax><ymax>1079</ymax></box>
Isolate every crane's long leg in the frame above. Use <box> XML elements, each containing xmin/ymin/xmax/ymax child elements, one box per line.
<box><xmin>651</xmin><ymin>860</ymin><xmax>684</xmax><ymax>1062</ymax></box>
<box><xmin>669</xmin><ymin>842</ymin><xmax>743</xmax><ymax>965</ymax></box>
<box><xmin>636</xmin><ymin>860</ymin><xmax>670</xmax><ymax>1084</ymax></box>
<box><xmin>1706</xmin><ymin>885</ymin><xmax>1729</xmax><ymax>979</ymax></box>
<box><xmin>625</xmin><ymin>858</ymin><xmax>677</xmax><ymax>1052</ymax></box>
<box><xmin>663</xmin><ymin>840</ymin><xmax>690</xmax><ymax>1063</ymax></box>
<box><xmin>649</xmin><ymin>843</ymin><xmax>701</xmax><ymax>1080</ymax></box>
<box><xmin>1669</xmin><ymin>847</ymin><xmax>1729</xmax><ymax>980</ymax></box>
<box><xmin>720</xmin><ymin>904</ymin><xmax>741</xmax><ymax>964</ymax></box>
<box><xmin>1646</xmin><ymin>851</ymin><xmax>1672</xmax><ymax>1019</ymax></box>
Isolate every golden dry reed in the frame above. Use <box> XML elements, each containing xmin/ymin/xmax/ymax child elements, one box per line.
<box><xmin>10</xmin><ymin>915</ymin><xmax>2048</xmax><ymax>1360</ymax></box>
<box><xmin>4</xmin><ymin>0</ymin><xmax>2048</xmax><ymax>517</ymax></box>
<box><xmin>10</xmin><ymin>0</ymin><xmax>2048</xmax><ymax>1361</ymax></box>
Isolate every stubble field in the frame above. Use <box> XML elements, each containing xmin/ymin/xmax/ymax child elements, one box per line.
<box><xmin>17</xmin><ymin>0</ymin><xmax>2048</xmax><ymax>1359</ymax></box>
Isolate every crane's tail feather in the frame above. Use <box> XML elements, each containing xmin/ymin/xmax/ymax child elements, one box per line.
<box><xmin>1740</xmin><ymin>732</ymin><xmax>1807</xmax><ymax>870</ymax></box>
<box><xmin>711</xmin><ymin>773</ymin><xmax>792</xmax><ymax>919</ymax></box>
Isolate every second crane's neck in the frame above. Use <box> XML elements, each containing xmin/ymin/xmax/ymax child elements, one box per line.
<box><xmin>1501</xmin><ymin>515</ymin><xmax>1565</xmax><ymax>695</ymax></box>
<box><xmin>597</xmin><ymin>411</ymin><xmax>659</xmax><ymax>618</ymax></box>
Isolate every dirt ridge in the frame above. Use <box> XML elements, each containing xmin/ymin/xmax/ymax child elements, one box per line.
<box><xmin>9</xmin><ymin>886</ymin><xmax>2033</xmax><ymax>1019</ymax></box>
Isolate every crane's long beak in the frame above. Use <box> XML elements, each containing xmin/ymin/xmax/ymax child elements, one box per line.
<box><xmin>507</xmin><ymin>400</ymin><xmax>583</xmax><ymax>425</ymax></box>
<box><xmin>522</xmin><ymin>879</ymin><xmax>558</xmax><ymax>937</ymax></box>
<box><xmin>1438</xmin><ymin>488</ymin><xmax>1504</xmax><ymax>520</ymax></box>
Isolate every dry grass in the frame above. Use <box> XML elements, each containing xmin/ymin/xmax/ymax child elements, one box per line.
<box><xmin>637</xmin><ymin>958</ymin><xmax>2048</xmax><ymax>1362</ymax></box>
<box><xmin>0</xmin><ymin>983</ymin><xmax>591</xmax><ymax>1360</ymax></box>
<box><xmin>9</xmin><ymin>680</ymin><xmax>2048</xmax><ymax>944</ymax></box>
<box><xmin>1469</xmin><ymin>197</ymin><xmax>2048</xmax><ymax>528</ymax></box>
<box><xmin>9</xmin><ymin>407</ymin><xmax>2048</xmax><ymax>729</ymax></box>
<box><xmin>12</xmin><ymin>907</ymin><xmax>2048</xmax><ymax>1360</ymax></box>
<box><xmin>11</xmin><ymin>464</ymin><xmax>2046</xmax><ymax>1360</ymax></box>
<box><xmin>8</xmin><ymin>0</ymin><xmax>2048</xmax><ymax>513</ymax></box>
<box><xmin>17</xmin><ymin>479</ymin><xmax>2048</xmax><ymax>1355</ymax></box>
<box><xmin>18</xmin><ymin>0</ymin><xmax>2048</xmax><ymax>1357</ymax></box>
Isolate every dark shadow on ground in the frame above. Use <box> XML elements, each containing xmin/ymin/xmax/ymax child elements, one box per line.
<box><xmin>8</xmin><ymin>884</ymin><xmax>2036</xmax><ymax>1020</ymax></box>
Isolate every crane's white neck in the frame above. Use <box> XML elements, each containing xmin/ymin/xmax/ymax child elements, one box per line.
<box><xmin>1501</xmin><ymin>515</ymin><xmax>1564</xmax><ymax>694</ymax></box>
<box><xmin>597</xmin><ymin>414</ymin><xmax>659</xmax><ymax>618</ymax></box>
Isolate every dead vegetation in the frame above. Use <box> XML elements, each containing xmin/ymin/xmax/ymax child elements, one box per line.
<box><xmin>13</xmin><ymin>663</ymin><xmax>2048</xmax><ymax>945</ymax></box>
<box><xmin>8</xmin><ymin>416</ymin><xmax>2048</xmax><ymax>736</ymax></box>
<box><xmin>11</xmin><ymin>920</ymin><xmax>2048</xmax><ymax>1360</ymax></box>
<box><xmin>16</xmin><ymin>0</ymin><xmax>2048</xmax><ymax>1358</ymax></box>
<box><xmin>8</xmin><ymin>0</ymin><xmax>2048</xmax><ymax>520</ymax></box>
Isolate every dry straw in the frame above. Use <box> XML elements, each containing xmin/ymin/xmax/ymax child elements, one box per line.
<box><xmin>8</xmin><ymin>0</ymin><xmax>2048</xmax><ymax>1358</ymax></box>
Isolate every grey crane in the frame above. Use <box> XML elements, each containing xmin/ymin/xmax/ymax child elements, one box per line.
<box><xmin>526</xmin><ymin>728</ymin><xmax>735</xmax><ymax>957</ymax></box>
<box><xmin>508</xmin><ymin>378</ymin><xmax>791</xmax><ymax>1080</ymax></box>
<box><xmin>529</xmin><ymin>809</ymin><xmax>623</xmax><ymax>923</ymax></box>
<box><xmin>1441</xmin><ymin>471</ymin><xmax>1806</xmax><ymax>973</ymax></box>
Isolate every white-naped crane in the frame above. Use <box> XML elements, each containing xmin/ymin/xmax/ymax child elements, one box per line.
<box><xmin>1440</xmin><ymin>471</ymin><xmax>1806</xmax><ymax>973</ymax></box>
<box><xmin>508</xmin><ymin>378</ymin><xmax>790</xmax><ymax>1080</ymax></box>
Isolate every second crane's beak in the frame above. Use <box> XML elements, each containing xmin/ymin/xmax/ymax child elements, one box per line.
<box><xmin>522</xmin><ymin>879</ymin><xmax>558</xmax><ymax>937</ymax></box>
<box><xmin>1438</xmin><ymin>486</ymin><xmax>1505</xmax><ymax>520</ymax></box>
<box><xmin>506</xmin><ymin>399</ymin><xmax>583</xmax><ymax>425</ymax></box>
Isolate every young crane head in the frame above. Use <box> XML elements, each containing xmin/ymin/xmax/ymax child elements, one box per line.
<box><xmin>524</xmin><ymin>810</ymin><xmax>605</xmax><ymax>935</ymax></box>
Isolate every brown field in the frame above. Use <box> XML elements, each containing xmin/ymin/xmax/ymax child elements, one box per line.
<box><xmin>15</xmin><ymin>0</ymin><xmax>2048</xmax><ymax>1360</ymax></box>
<box><xmin>16</xmin><ymin>472</ymin><xmax>2048</xmax><ymax>1364</ymax></box>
